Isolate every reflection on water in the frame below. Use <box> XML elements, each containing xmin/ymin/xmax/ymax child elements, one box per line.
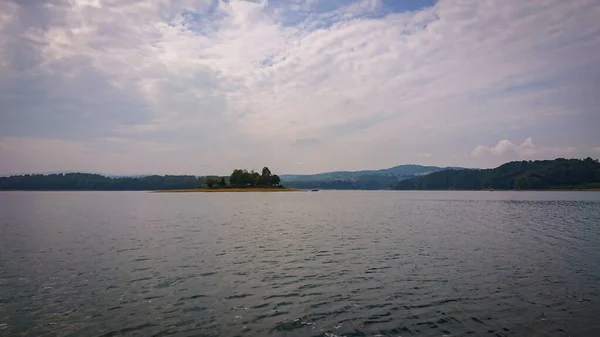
<box><xmin>1</xmin><ymin>191</ymin><xmax>599</xmax><ymax>336</ymax></box>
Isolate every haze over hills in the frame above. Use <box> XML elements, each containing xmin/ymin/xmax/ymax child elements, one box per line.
<box><xmin>281</xmin><ymin>165</ymin><xmax>462</xmax><ymax>181</ymax></box>
<box><xmin>2</xmin><ymin>159</ymin><xmax>599</xmax><ymax>191</ymax></box>
<box><xmin>0</xmin><ymin>164</ymin><xmax>463</xmax><ymax>191</ymax></box>
<box><xmin>281</xmin><ymin>164</ymin><xmax>465</xmax><ymax>190</ymax></box>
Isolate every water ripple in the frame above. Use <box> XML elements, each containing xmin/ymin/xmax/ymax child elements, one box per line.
<box><xmin>1</xmin><ymin>191</ymin><xmax>599</xmax><ymax>336</ymax></box>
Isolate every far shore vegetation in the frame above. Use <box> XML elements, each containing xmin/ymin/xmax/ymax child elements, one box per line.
<box><xmin>1</xmin><ymin>158</ymin><xmax>599</xmax><ymax>191</ymax></box>
<box><xmin>0</xmin><ymin>167</ymin><xmax>294</xmax><ymax>191</ymax></box>
<box><xmin>394</xmin><ymin>157</ymin><xmax>600</xmax><ymax>190</ymax></box>
<box><xmin>202</xmin><ymin>167</ymin><xmax>282</xmax><ymax>189</ymax></box>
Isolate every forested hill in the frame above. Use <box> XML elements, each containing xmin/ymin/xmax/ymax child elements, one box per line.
<box><xmin>281</xmin><ymin>164</ymin><xmax>461</xmax><ymax>182</ymax></box>
<box><xmin>394</xmin><ymin>158</ymin><xmax>600</xmax><ymax>190</ymax></box>
<box><xmin>281</xmin><ymin>164</ymin><xmax>463</xmax><ymax>190</ymax></box>
<box><xmin>0</xmin><ymin>173</ymin><xmax>201</xmax><ymax>191</ymax></box>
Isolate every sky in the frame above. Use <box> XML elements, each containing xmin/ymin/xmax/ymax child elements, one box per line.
<box><xmin>1</xmin><ymin>0</ymin><xmax>599</xmax><ymax>175</ymax></box>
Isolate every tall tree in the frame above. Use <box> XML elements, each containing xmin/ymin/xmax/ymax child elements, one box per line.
<box><xmin>243</xmin><ymin>170</ymin><xmax>252</xmax><ymax>186</ymax></box>
<box><xmin>270</xmin><ymin>174</ymin><xmax>281</xmax><ymax>187</ymax></box>
<box><xmin>250</xmin><ymin>171</ymin><xmax>261</xmax><ymax>186</ymax></box>
<box><xmin>230</xmin><ymin>169</ymin><xmax>244</xmax><ymax>187</ymax></box>
<box><xmin>261</xmin><ymin>167</ymin><xmax>272</xmax><ymax>185</ymax></box>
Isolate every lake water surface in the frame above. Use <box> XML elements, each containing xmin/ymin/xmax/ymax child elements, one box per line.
<box><xmin>1</xmin><ymin>191</ymin><xmax>600</xmax><ymax>337</ymax></box>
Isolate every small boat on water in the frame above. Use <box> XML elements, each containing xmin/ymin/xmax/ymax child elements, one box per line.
<box><xmin>311</xmin><ymin>189</ymin><xmax>319</xmax><ymax>192</ymax></box>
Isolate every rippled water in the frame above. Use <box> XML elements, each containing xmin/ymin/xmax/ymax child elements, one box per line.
<box><xmin>1</xmin><ymin>191</ymin><xmax>600</xmax><ymax>337</ymax></box>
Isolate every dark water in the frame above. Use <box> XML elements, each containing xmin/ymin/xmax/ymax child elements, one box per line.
<box><xmin>1</xmin><ymin>191</ymin><xmax>600</xmax><ymax>337</ymax></box>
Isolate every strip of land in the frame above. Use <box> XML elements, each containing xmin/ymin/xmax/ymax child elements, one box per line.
<box><xmin>155</xmin><ymin>187</ymin><xmax>302</xmax><ymax>193</ymax></box>
<box><xmin>393</xmin><ymin>158</ymin><xmax>600</xmax><ymax>190</ymax></box>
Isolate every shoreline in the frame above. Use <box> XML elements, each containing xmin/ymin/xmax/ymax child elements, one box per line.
<box><xmin>390</xmin><ymin>189</ymin><xmax>600</xmax><ymax>192</ymax></box>
<box><xmin>0</xmin><ymin>188</ymin><xmax>597</xmax><ymax>192</ymax></box>
<box><xmin>154</xmin><ymin>187</ymin><xmax>302</xmax><ymax>193</ymax></box>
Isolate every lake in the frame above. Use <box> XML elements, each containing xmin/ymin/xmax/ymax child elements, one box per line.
<box><xmin>1</xmin><ymin>191</ymin><xmax>599</xmax><ymax>337</ymax></box>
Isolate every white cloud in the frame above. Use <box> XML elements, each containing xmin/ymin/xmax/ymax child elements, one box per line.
<box><xmin>469</xmin><ymin>138</ymin><xmax>600</xmax><ymax>167</ymax></box>
<box><xmin>1</xmin><ymin>0</ymin><xmax>599</xmax><ymax>174</ymax></box>
<box><xmin>472</xmin><ymin>137</ymin><xmax>577</xmax><ymax>159</ymax></box>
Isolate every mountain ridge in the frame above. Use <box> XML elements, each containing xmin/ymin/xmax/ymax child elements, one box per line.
<box><xmin>394</xmin><ymin>158</ymin><xmax>600</xmax><ymax>190</ymax></box>
<box><xmin>0</xmin><ymin>164</ymin><xmax>466</xmax><ymax>191</ymax></box>
<box><xmin>281</xmin><ymin>164</ymin><xmax>464</xmax><ymax>181</ymax></box>
<box><xmin>281</xmin><ymin>164</ymin><xmax>466</xmax><ymax>190</ymax></box>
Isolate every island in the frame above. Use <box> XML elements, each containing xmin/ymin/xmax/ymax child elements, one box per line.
<box><xmin>156</xmin><ymin>167</ymin><xmax>300</xmax><ymax>192</ymax></box>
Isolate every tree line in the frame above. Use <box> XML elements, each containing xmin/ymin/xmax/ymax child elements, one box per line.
<box><xmin>3</xmin><ymin>159</ymin><xmax>596</xmax><ymax>191</ymax></box>
<box><xmin>0</xmin><ymin>173</ymin><xmax>201</xmax><ymax>191</ymax></box>
<box><xmin>394</xmin><ymin>157</ymin><xmax>600</xmax><ymax>190</ymax></box>
<box><xmin>0</xmin><ymin>166</ymin><xmax>283</xmax><ymax>191</ymax></box>
<box><xmin>204</xmin><ymin>167</ymin><xmax>281</xmax><ymax>188</ymax></box>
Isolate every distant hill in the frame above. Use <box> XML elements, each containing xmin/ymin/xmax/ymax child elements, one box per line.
<box><xmin>394</xmin><ymin>157</ymin><xmax>600</xmax><ymax>190</ymax></box>
<box><xmin>281</xmin><ymin>164</ymin><xmax>464</xmax><ymax>190</ymax></box>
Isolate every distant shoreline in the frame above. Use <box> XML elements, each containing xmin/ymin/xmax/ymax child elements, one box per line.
<box><xmin>0</xmin><ymin>188</ymin><xmax>598</xmax><ymax>192</ymax></box>
<box><xmin>390</xmin><ymin>188</ymin><xmax>600</xmax><ymax>192</ymax></box>
<box><xmin>154</xmin><ymin>187</ymin><xmax>302</xmax><ymax>193</ymax></box>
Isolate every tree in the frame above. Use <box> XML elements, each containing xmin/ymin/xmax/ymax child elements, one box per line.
<box><xmin>515</xmin><ymin>176</ymin><xmax>529</xmax><ymax>190</ymax></box>
<box><xmin>240</xmin><ymin>170</ymin><xmax>252</xmax><ymax>186</ymax></box>
<box><xmin>219</xmin><ymin>177</ymin><xmax>226</xmax><ymax>187</ymax></box>
<box><xmin>225</xmin><ymin>167</ymin><xmax>283</xmax><ymax>189</ymax></box>
<box><xmin>230</xmin><ymin>169</ymin><xmax>244</xmax><ymax>187</ymax></box>
<box><xmin>261</xmin><ymin>167</ymin><xmax>272</xmax><ymax>185</ymax></box>
<box><xmin>250</xmin><ymin>171</ymin><xmax>261</xmax><ymax>186</ymax></box>
<box><xmin>204</xmin><ymin>177</ymin><xmax>217</xmax><ymax>188</ymax></box>
<box><xmin>261</xmin><ymin>167</ymin><xmax>271</xmax><ymax>177</ymax></box>
<box><xmin>270</xmin><ymin>174</ymin><xmax>281</xmax><ymax>186</ymax></box>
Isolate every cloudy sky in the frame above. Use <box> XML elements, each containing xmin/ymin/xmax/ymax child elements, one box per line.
<box><xmin>1</xmin><ymin>0</ymin><xmax>599</xmax><ymax>175</ymax></box>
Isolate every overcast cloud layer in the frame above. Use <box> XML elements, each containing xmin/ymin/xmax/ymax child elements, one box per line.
<box><xmin>1</xmin><ymin>0</ymin><xmax>599</xmax><ymax>175</ymax></box>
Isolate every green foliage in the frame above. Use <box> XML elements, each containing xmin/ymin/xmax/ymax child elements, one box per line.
<box><xmin>229</xmin><ymin>169</ymin><xmax>244</xmax><ymax>187</ymax></box>
<box><xmin>0</xmin><ymin>168</ymin><xmax>284</xmax><ymax>190</ymax></box>
<box><xmin>250</xmin><ymin>171</ymin><xmax>261</xmax><ymax>186</ymax></box>
<box><xmin>204</xmin><ymin>177</ymin><xmax>218</xmax><ymax>188</ymax></box>
<box><xmin>261</xmin><ymin>167</ymin><xmax>272</xmax><ymax>185</ymax></box>
<box><xmin>228</xmin><ymin>167</ymin><xmax>281</xmax><ymax>188</ymax></box>
<box><xmin>0</xmin><ymin>173</ymin><xmax>202</xmax><ymax>191</ymax></box>
<box><xmin>270</xmin><ymin>174</ymin><xmax>281</xmax><ymax>186</ymax></box>
<box><xmin>394</xmin><ymin>157</ymin><xmax>600</xmax><ymax>190</ymax></box>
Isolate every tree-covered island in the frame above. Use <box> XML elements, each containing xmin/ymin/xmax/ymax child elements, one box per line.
<box><xmin>198</xmin><ymin>167</ymin><xmax>287</xmax><ymax>191</ymax></box>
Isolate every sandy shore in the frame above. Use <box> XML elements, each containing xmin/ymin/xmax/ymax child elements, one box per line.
<box><xmin>154</xmin><ymin>188</ymin><xmax>302</xmax><ymax>193</ymax></box>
